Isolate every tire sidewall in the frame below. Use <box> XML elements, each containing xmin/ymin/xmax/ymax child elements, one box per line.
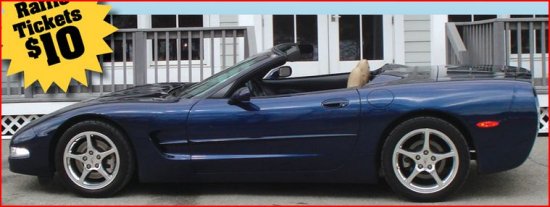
<box><xmin>55</xmin><ymin>120</ymin><xmax>134</xmax><ymax>197</ymax></box>
<box><xmin>381</xmin><ymin>117</ymin><xmax>470</xmax><ymax>202</ymax></box>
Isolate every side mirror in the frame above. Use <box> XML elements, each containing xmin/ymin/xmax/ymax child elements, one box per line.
<box><xmin>228</xmin><ymin>87</ymin><xmax>251</xmax><ymax>105</ymax></box>
<box><xmin>265</xmin><ymin>66</ymin><xmax>292</xmax><ymax>80</ymax></box>
<box><xmin>278</xmin><ymin>66</ymin><xmax>292</xmax><ymax>78</ymax></box>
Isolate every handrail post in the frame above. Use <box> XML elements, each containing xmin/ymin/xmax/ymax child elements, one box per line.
<box><xmin>133</xmin><ymin>31</ymin><xmax>147</xmax><ymax>85</ymax></box>
<box><xmin>492</xmin><ymin>21</ymin><xmax>506</xmax><ymax>66</ymax></box>
<box><xmin>244</xmin><ymin>26</ymin><xmax>257</xmax><ymax>58</ymax></box>
<box><xmin>24</xmin><ymin>85</ymin><xmax>33</xmax><ymax>98</ymax></box>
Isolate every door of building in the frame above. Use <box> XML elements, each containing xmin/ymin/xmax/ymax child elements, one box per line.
<box><xmin>263</xmin><ymin>15</ymin><xmax>394</xmax><ymax>76</ymax></box>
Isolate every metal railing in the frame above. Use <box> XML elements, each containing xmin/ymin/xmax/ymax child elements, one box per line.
<box><xmin>446</xmin><ymin>18</ymin><xmax>548</xmax><ymax>94</ymax></box>
<box><xmin>2</xmin><ymin>26</ymin><xmax>257</xmax><ymax>103</ymax></box>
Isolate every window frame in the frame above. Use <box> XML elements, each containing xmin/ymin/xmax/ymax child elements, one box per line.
<box><xmin>150</xmin><ymin>15</ymin><xmax>205</xmax><ymax>64</ymax></box>
<box><xmin>272</xmin><ymin>15</ymin><xmax>319</xmax><ymax>62</ymax></box>
<box><xmin>103</xmin><ymin>15</ymin><xmax>138</xmax><ymax>67</ymax></box>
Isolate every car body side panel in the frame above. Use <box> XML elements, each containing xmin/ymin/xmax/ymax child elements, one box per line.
<box><xmin>9</xmin><ymin>77</ymin><xmax>538</xmax><ymax>183</ymax></box>
<box><xmin>9</xmin><ymin>99</ymin><xmax>200</xmax><ymax>182</ymax></box>
<box><xmin>468</xmin><ymin>82</ymin><xmax>539</xmax><ymax>173</ymax></box>
<box><xmin>186</xmin><ymin>89</ymin><xmax>361</xmax><ymax>173</ymax></box>
<box><xmin>355</xmin><ymin>80</ymin><xmax>537</xmax><ymax>178</ymax></box>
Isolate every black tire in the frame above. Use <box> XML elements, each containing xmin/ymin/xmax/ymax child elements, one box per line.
<box><xmin>381</xmin><ymin>117</ymin><xmax>470</xmax><ymax>202</ymax></box>
<box><xmin>55</xmin><ymin>120</ymin><xmax>134</xmax><ymax>197</ymax></box>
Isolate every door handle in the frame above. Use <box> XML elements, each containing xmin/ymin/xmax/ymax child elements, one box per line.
<box><xmin>322</xmin><ymin>98</ymin><xmax>349</xmax><ymax>108</ymax></box>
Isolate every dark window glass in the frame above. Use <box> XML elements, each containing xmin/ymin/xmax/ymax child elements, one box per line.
<box><xmin>448</xmin><ymin>15</ymin><xmax>472</xmax><ymax>22</ymax></box>
<box><xmin>104</xmin><ymin>33</ymin><xmax>133</xmax><ymax>62</ymax></box>
<box><xmin>536</xmin><ymin>29</ymin><xmax>549</xmax><ymax>53</ymax></box>
<box><xmin>273</xmin><ymin>15</ymin><xmax>318</xmax><ymax>61</ymax></box>
<box><xmin>178</xmin><ymin>15</ymin><xmax>203</xmax><ymax>27</ymax></box>
<box><xmin>510</xmin><ymin>29</ymin><xmax>530</xmax><ymax>54</ymax></box>
<box><xmin>151</xmin><ymin>15</ymin><xmax>203</xmax><ymax>61</ymax></box>
<box><xmin>362</xmin><ymin>15</ymin><xmax>384</xmax><ymax>60</ymax></box>
<box><xmin>473</xmin><ymin>15</ymin><xmax>497</xmax><ymax>21</ymax></box>
<box><xmin>179</xmin><ymin>15</ymin><xmax>203</xmax><ymax>60</ymax></box>
<box><xmin>273</xmin><ymin>15</ymin><xmax>295</xmax><ymax>45</ymax></box>
<box><xmin>154</xmin><ymin>39</ymin><xmax>177</xmax><ymax>61</ymax></box>
<box><xmin>153</xmin><ymin>38</ymin><xmax>201</xmax><ymax>61</ymax></box>
<box><xmin>103</xmin><ymin>15</ymin><xmax>136</xmax><ymax>62</ymax></box>
<box><xmin>448</xmin><ymin>15</ymin><xmax>471</xmax><ymax>38</ymax></box>
<box><xmin>449</xmin><ymin>14</ymin><xmax>546</xmax><ymax>55</ymax></box>
<box><xmin>448</xmin><ymin>15</ymin><xmax>496</xmax><ymax>22</ymax></box>
<box><xmin>511</xmin><ymin>15</ymin><xmax>535</xmax><ymax>18</ymax></box>
<box><xmin>112</xmin><ymin>15</ymin><xmax>137</xmax><ymax>29</ymax></box>
<box><xmin>510</xmin><ymin>29</ymin><xmax>549</xmax><ymax>54</ymax></box>
<box><xmin>296</xmin><ymin>15</ymin><xmax>318</xmax><ymax>61</ymax></box>
<box><xmin>509</xmin><ymin>15</ymin><xmax>547</xmax><ymax>54</ymax></box>
<box><xmin>152</xmin><ymin>15</ymin><xmax>177</xmax><ymax>28</ymax></box>
<box><xmin>339</xmin><ymin>15</ymin><xmax>361</xmax><ymax>61</ymax></box>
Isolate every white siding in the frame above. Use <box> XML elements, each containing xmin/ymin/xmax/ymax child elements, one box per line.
<box><xmin>219</xmin><ymin>15</ymin><xmax>239</xmax><ymax>26</ymax></box>
<box><xmin>404</xmin><ymin>15</ymin><xmax>431</xmax><ymax>65</ymax></box>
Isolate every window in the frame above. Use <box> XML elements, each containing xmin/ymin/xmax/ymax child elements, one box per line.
<box><xmin>339</xmin><ymin>15</ymin><xmax>384</xmax><ymax>61</ymax></box>
<box><xmin>273</xmin><ymin>15</ymin><xmax>318</xmax><ymax>61</ymax></box>
<box><xmin>510</xmin><ymin>15</ymin><xmax>548</xmax><ymax>54</ymax></box>
<box><xmin>448</xmin><ymin>14</ymin><xmax>497</xmax><ymax>38</ymax></box>
<box><xmin>104</xmin><ymin>15</ymin><xmax>137</xmax><ymax>62</ymax></box>
<box><xmin>151</xmin><ymin>15</ymin><xmax>203</xmax><ymax>61</ymax></box>
<box><xmin>448</xmin><ymin>15</ymin><xmax>497</xmax><ymax>22</ymax></box>
<box><xmin>449</xmin><ymin>15</ymin><xmax>548</xmax><ymax>54</ymax></box>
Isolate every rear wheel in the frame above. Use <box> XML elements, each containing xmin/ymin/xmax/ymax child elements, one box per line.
<box><xmin>55</xmin><ymin>120</ymin><xmax>134</xmax><ymax>197</ymax></box>
<box><xmin>381</xmin><ymin>117</ymin><xmax>469</xmax><ymax>202</ymax></box>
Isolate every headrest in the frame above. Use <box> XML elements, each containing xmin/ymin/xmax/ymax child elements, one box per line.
<box><xmin>347</xmin><ymin>59</ymin><xmax>371</xmax><ymax>88</ymax></box>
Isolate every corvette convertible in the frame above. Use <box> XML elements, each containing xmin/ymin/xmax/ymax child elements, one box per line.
<box><xmin>9</xmin><ymin>43</ymin><xmax>539</xmax><ymax>201</ymax></box>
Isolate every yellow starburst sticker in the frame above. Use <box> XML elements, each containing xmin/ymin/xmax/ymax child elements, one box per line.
<box><xmin>2</xmin><ymin>2</ymin><xmax>117</xmax><ymax>92</ymax></box>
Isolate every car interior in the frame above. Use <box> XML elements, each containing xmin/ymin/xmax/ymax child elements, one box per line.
<box><xmin>234</xmin><ymin>59</ymin><xmax>372</xmax><ymax>98</ymax></box>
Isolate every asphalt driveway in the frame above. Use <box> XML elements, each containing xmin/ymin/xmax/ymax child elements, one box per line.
<box><xmin>2</xmin><ymin>137</ymin><xmax>548</xmax><ymax>205</ymax></box>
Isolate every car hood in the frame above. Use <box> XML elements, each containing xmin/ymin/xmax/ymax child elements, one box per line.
<box><xmin>13</xmin><ymin>82</ymin><xmax>195</xmax><ymax>136</ymax></box>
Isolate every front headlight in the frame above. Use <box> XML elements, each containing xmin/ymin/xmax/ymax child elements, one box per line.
<box><xmin>10</xmin><ymin>147</ymin><xmax>30</xmax><ymax>159</ymax></box>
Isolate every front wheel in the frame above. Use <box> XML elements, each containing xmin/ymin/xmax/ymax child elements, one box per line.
<box><xmin>381</xmin><ymin>117</ymin><xmax>470</xmax><ymax>202</ymax></box>
<box><xmin>55</xmin><ymin>120</ymin><xmax>134</xmax><ymax>197</ymax></box>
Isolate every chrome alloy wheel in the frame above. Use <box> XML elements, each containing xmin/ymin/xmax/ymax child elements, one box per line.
<box><xmin>63</xmin><ymin>131</ymin><xmax>120</xmax><ymax>190</ymax></box>
<box><xmin>392</xmin><ymin>128</ymin><xmax>459</xmax><ymax>194</ymax></box>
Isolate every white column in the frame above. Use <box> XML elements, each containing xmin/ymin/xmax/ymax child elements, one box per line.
<box><xmin>430</xmin><ymin>15</ymin><xmax>448</xmax><ymax>66</ymax></box>
<box><xmin>393</xmin><ymin>15</ymin><xmax>405</xmax><ymax>64</ymax></box>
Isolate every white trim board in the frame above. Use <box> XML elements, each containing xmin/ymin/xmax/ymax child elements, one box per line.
<box><xmin>2</xmin><ymin>102</ymin><xmax>78</xmax><ymax>116</ymax></box>
<box><xmin>538</xmin><ymin>94</ymin><xmax>548</xmax><ymax>107</ymax></box>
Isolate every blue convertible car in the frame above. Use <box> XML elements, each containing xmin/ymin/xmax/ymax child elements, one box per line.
<box><xmin>9</xmin><ymin>43</ymin><xmax>539</xmax><ymax>201</ymax></box>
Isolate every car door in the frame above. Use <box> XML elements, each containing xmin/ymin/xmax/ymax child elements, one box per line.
<box><xmin>186</xmin><ymin>88</ymin><xmax>361</xmax><ymax>173</ymax></box>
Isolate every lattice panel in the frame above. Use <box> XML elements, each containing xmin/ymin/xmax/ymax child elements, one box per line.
<box><xmin>2</xmin><ymin>115</ymin><xmax>43</xmax><ymax>136</ymax></box>
<box><xmin>540</xmin><ymin>107</ymin><xmax>549</xmax><ymax>134</ymax></box>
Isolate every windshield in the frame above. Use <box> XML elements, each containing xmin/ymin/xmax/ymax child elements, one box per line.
<box><xmin>178</xmin><ymin>52</ymin><xmax>271</xmax><ymax>98</ymax></box>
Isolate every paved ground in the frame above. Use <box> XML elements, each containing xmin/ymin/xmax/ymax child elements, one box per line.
<box><xmin>2</xmin><ymin>138</ymin><xmax>548</xmax><ymax>205</ymax></box>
